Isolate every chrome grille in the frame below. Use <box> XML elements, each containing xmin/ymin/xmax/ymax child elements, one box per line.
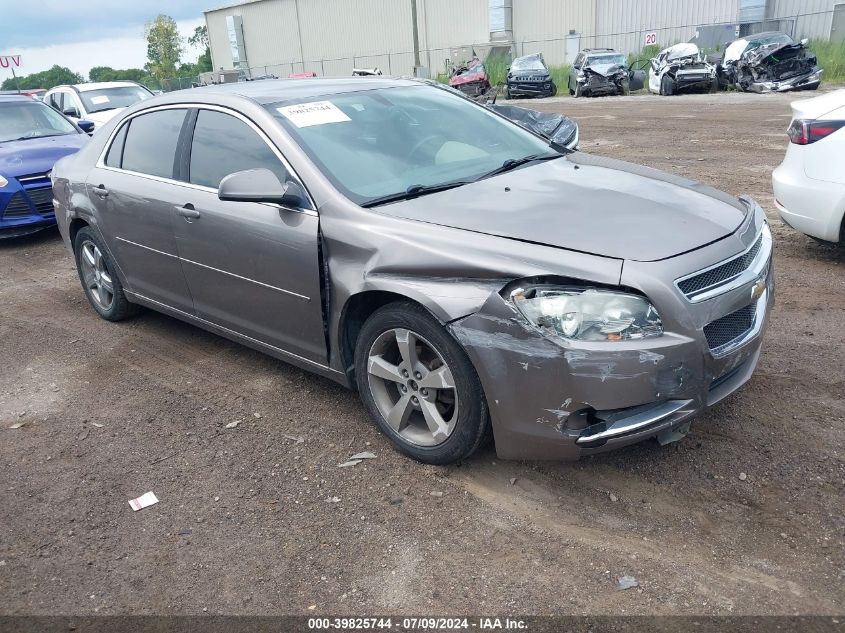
<box><xmin>2</xmin><ymin>193</ymin><xmax>31</xmax><ymax>218</ymax></box>
<box><xmin>703</xmin><ymin>303</ymin><xmax>755</xmax><ymax>351</ymax></box>
<box><xmin>17</xmin><ymin>171</ymin><xmax>50</xmax><ymax>185</ymax></box>
<box><xmin>677</xmin><ymin>233</ymin><xmax>764</xmax><ymax>299</ymax></box>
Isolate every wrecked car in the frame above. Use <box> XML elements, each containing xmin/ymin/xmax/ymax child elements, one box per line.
<box><xmin>449</xmin><ymin>58</ymin><xmax>491</xmax><ymax>98</ymax></box>
<box><xmin>718</xmin><ymin>32</ymin><xmax>821</xmax><ymax>93</ymax></box>
<box><xmin>486</xmin><ymin>103</ymin><xmax>578</xmax><ymax>150</ymax></box>
<box><xmin>568</xmin><ymin>48</ymin><xmax>645</xmax><ymax>97</ymax></box>
<box><xmin>505</xmin><ymin>53</ymin><xmax>557</xmax><ymax>98</ymax></box>
<box><xmin>52</xmin><ymin>78</ymin><xmax>773</xmax><ymax>464</ymax></box>
<box><xmin>648</xmin><ymin>43</ymin><xmax>718</xmax><ymax>95</ymax></box>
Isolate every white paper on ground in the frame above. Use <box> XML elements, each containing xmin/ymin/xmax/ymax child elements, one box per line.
<box><xmin>277</xmin><ymin>101</ymin><xmax>350</xmax><ymax>127</ymax></box>
<box><xmin>128</xmin><ymin>491</ymin><xmax>159</xmax><ymax>511</ymax></box>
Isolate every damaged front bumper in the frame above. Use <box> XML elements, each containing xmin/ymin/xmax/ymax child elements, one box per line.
<box><xmin>747</xmin><ymin>68</ymin><xmax>822</xmax><ymax>93</ymax></box>
<box><xmin>449</xmin><ymin>210</ymin><xmax>774</xmax><ymax>460</ymax></box>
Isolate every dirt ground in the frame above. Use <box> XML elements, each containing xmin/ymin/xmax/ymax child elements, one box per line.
<box><xmin>1</xmin><ymin>90</ymin><xmax>843</xmax><ymax>617</ymax></box>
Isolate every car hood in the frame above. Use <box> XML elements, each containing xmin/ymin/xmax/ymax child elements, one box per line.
<box><xmin>0</xmin><ymin>133</ymin><xmax>88</xmax><ymax>178</ymax></box>
<box><xmin>374</xmin><ymin>153</ymin><xmax>748</xmax><ymax>262</ymax></box>
<box><xmin>584</xmin><ymin>62</ymin><xmax>624</xmax><ymax>77</ymax></box>
<box><xmin>85</xmin><ymin>108</ymin><xmax>125</xmax><ymax>126</ymax></box>
<box><xmin>745</xmin><ymin>42</ymin><xmax>805</xmax><ymax>65</ymax></box>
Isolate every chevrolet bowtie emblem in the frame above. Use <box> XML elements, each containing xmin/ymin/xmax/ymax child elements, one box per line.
<box><xmin>751</xmin><ymin>278</ymin><xmax>766</xmax><ymax>301</ymax></box>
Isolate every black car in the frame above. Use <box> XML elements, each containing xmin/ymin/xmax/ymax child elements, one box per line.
<box><xmin>568</xmin><ymin>48</ymin><xmax>645</xmax><ymax>97</ymax></box>
<box><xmin>716</xmin><ymin>32</ymin><xmax>821</xmax><ymax>93</ymax></box>
<box><xmin>505</xmin><ymin>53</ymin><xmax>557</xmax><ymax>98</ymax></box>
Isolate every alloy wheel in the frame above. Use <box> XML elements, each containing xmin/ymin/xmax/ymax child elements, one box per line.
<box><xmin>80</xmin><ymin>240</ymin><xmax>115</xmax><ymax>311</ymax></box>
<box><xmin>366</xmin><ymin>328</ymin><xmax>458</xmax><ymax>447</ymax></box>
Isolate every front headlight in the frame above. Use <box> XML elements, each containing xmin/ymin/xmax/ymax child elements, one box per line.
<box><xmin>0</xmin><ymin>174</ymin><xmax>8</xmax><ymax>188</ymax></box>
<box><xmin>511</xmin><ymin>287</ymin><xmax>664</xmax><ymax>342</ymax></box>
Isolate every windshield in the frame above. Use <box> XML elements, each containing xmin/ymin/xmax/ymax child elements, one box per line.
<box><xmin>79</xmin><ymin>86</ymin><xmax>152</xmax><ymax>114</ymax></box>
<box><xmin>511</xmin><ymin>57</ymin><xmax>546</xmax><ymax>71</ymax></box>
<box><xmin>586</xmin><ymin>53</ymin><xmax>626</xmax><ymax>66</ymax></box>
<box><xmin>266</xmin><ymin>85</ymin><xmax>553</xmax><ymax>206</ymax></box>
<box><xmin>0</xmin><ymin>100</ymin><xmax>78</xmax><ymax>142</ymax></box>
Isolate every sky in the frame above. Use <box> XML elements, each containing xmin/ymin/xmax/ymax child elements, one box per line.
<box><xmin>0</xmin><ymin>0</ymin><xmax>215</xmax><ymax>82</ymax></box>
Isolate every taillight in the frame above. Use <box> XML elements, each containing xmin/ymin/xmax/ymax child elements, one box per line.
<box><xmin>787</xmin><ymin>119</ymin><xmax>845</xmax><ymax>145</ymax></box>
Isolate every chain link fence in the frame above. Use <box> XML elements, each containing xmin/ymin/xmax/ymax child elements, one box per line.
<box><xmin>147</xmin><ymin>7</ymin><xmax>842</xmax><ymax>93</ymax></box>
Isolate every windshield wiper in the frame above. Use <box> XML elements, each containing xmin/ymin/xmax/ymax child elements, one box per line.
<box><xmin>474</xmin><ymin>152</ymin><xmax>563</xmax><ymax>181</ymax></box>
<box><xmin>360</xmin><ymin>180</ymin><xmax>472</xmax><ymax>208</ymax></box>
<box><xmin>13</xmin><ymin>133</ymin><xmax>68</xmax><ymax>141</ymax></box>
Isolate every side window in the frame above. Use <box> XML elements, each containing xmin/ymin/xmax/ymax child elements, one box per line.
<box><xmin>122</xmin><ymin>109</ymin><xmax>188</xmax><ymax>179</ymax></box>
<box><xmin>573</xmin><ymin>54</ymin><xmax>584</xmax><ymax>69</ymax></box>
<box><xmin>67</xmin><ymin>93</ymin><xmax>82</xmax><ymax>116</ymax></box>
<box><xmin>49</xmin><ymin>92</ymin><xmax>63</xmax><ymax>111</ymax></box>
<box><xmin>105</xmin><ymin>121</ymin><xmax>129</xmax><ymax>167</ymax></box>
<box><xmin>189</xmin><ymin>109</ymin><xmax>288</xmax><ymax>189</ymax></box>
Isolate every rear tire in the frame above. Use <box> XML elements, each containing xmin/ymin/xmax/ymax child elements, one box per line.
<box><xmin>73</xmin><ymin>227</ymin><xmax>139</xmax><ymax>322</ymax></box>
<box><xmin>354</xmin><ymin>302</ymin><xmax>489</xmax><ymax>465</ymax></box>
<box><xmin>709</xmin><ymin>77</ymin><xmax>719</xmax><ymax>93</ymax></box>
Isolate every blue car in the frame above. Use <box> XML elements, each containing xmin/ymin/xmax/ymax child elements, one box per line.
<box><xmin>1</xmin><ymin>95</ymin><xmax>91</xmax><ymax>238</ymax></box>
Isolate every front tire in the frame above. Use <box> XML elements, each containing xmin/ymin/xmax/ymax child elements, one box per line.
<box><xmin>73</xmin><ymin>227</ymin><xmax>138</xmax><ymax>321</ymax></box>
<box><xmin>354</xmin><ymin>302</ymin><xmax>489</xmax><ymax>465</ymax></box>
<box><xmin>660</xmin><ymin>74</ymin><xmax>675</xmax><ymax>96</ymax></box>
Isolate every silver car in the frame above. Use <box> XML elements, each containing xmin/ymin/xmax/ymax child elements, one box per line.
<box><xmin>51</xmin><ymin>78</ymin><xmax>774</xmax><ymax>464</ymax></box>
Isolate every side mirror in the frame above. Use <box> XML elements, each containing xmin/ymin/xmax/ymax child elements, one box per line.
<box><xmin>218</xmin><ymin>168</ymin><xmax>307</xmax><ymax>208</ymax></box>
<box><xmin>800</xmin><ymin>38</ymin><xmax>809</xmax><ymax>46</ymax></box>
<box><xmin>62</xmin><ymin>106</ymin><xmax>79</xmax><ymax>118</ymax></box>
<box><xmin>77</xmin><ymin>120</ymin><xmax>95</xmax><ymax>134</ymax></box>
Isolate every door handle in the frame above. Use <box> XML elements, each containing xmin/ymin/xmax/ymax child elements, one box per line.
<box><xmin>92</xmin><ymin>185</ymin><xmax>109</xmax><ymax>197</ymax></box>
<box><xmin>175</xmin><ymin>203</ymin><xmax>200</xmax><ymax>220</ymax></box>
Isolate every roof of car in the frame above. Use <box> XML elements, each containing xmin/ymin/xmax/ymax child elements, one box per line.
<box><xmin>582</xmin><ymin>48</ymin><xmax>617</xmax><ymax>53</ymax></box>
<box><xmin>158</xmin><ymin>77</ymin><xmax>424</xmax><ymax>105</ymax></box>
<box><xmin>0</xmin><ymin>94</ymin><xmax>38</xmax><ymax>102</ymax></box>
<box><xmin>47</xmin><ymin>81</ymin><xmax>146</xmax><ymax>93</ymax></box>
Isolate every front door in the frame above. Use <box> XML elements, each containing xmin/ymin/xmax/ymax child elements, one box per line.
<box><xmin>172</xmin><ymin>107</ymin><xmax>327</xmax><ymax>365</ymax></box>
<box><xmin>88</xmin><ymin>107</ymin><xmax>194</xmax><ymax>312</ymax></box>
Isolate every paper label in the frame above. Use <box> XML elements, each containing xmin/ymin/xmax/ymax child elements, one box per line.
<box><xmin>128</xmin><ymin>491</ymin><xmax>159</xmax><ymax>511</ymax></box>
<box><xmin>90</xmin><ymin>95</ymin><xmax>110</xmax><ymax>105</ymax></box>
<box><xmin>277</xmin><ymin>101</ymin><xmax>350</xmax><ymax>127</ymax></box>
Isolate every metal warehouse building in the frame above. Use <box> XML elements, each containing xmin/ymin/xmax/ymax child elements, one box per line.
<box><xmin>204</xmin><ymin>0</ymin><xmax>845</xmax><ymax>77</ymax></box>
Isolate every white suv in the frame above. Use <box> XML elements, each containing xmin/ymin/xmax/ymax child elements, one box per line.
<box><xmin>44</xmin><ymin>82</ymin><xmax>154</xmax><ymax>132</ymax></box>
<box><xmin>772</xmin><ymin>89</ymin><xmax>845</xmax><ymax>244</ymax></box>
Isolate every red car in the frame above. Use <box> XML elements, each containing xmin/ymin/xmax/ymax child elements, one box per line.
<box><xmin>449</xmin><ymin>58</ymin><xmax>490</xmax><ymax>98</ymax></box>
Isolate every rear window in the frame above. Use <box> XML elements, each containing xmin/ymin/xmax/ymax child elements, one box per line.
<box><xmin>121</xmin><ymin>109</ymin><xmax>188</xmax><ymax>179</ymax></box>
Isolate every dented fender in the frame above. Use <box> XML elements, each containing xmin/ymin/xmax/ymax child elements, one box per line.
<box><xmin>318</xmin><ymin>201</ymin><xmax>623</xmax><ymax>380</ymax></box>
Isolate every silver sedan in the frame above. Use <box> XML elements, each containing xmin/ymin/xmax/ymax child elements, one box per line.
<box><xmin>51</xmin><ymin>78</ymin><xmax>774</xmax><ymax>464</ymax></box>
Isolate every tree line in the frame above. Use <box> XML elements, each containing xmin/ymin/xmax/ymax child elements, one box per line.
<box><xmin>1</xmin><ymin>15</ymin><xmax>212</xmax><ymax>92</ymax></box>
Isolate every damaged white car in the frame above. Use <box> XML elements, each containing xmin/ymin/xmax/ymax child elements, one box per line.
<box><xmin>648</xmin><ymin>43</ymin><xmax>718</xmax><ymax>96</ymax></box>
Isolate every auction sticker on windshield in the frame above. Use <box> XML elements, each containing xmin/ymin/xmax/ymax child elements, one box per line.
<box><xmin>90</xmin><ymin>95</ymin><xmax>110</xmax><ymax>104</ymax></box>
<box><xmin>277</xmin><ymin>101</ymin><xmax>350</xmax><ymax>127</ymax></box>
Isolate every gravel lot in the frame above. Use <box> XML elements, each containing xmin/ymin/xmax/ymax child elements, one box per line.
<box><xmin>1</xmin><ymin>90</ymin><xmax>843</xmax><ymax>616</ymax></box>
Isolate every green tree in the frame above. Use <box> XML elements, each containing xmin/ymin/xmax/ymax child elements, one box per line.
<box><xmin>88</xmin><ymin>66</ymin><xmax>148</xmax><ymax>83</ymax></box>
<box><xmin>1</xmin><ymin>65</ymin><xmax>83</xmax><ymax>91</ymax></box>
<box><xmin>188</xmin><ymin>25</ymin><xmax>212</xmax><ymax>73</ymax></box>
<box><xmin>145</xmin><ymin>14</ymin><xmax>183</xmax><ymax>80</ymax></box>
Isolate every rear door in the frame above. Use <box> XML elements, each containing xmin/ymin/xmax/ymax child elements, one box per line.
<box><xmin>87</xmin><ymin>107</ymin><xmax>194</xmax><ymax>312</ymax></box>
<box><xmin>171</xmin><ymin>106</ymin><xmax>327</xmax><ymax>365</ymax></box>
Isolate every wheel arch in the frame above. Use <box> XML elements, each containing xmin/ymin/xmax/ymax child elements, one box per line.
<box><xmin>68</xmin><ymin>217</ymin><xmax>90</xmax><ymax>250</ymax></box>
<box><xmin>339</xmin><ymin>290</ymin><xmax>444</xmax><ymax>386</ymax></box>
